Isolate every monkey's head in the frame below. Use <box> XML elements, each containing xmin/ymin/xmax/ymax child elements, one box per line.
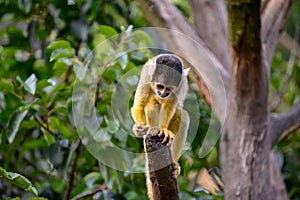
<box><xmin>148</xmin><ymin>54</ymin><xmax>190</xmax><ymax>99</ymax></box>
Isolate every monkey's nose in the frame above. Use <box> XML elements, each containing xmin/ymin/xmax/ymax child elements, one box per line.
<box><xmin>158</xmin><ymin>91</ymin><xmax>170</xmax><ymax>98</ymax></box>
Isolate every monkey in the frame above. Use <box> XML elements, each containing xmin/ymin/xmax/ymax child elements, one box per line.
<box><xmin>130</xmin><ymin>54</ymin><xmax>190</xmax><ymax>180</ymax></box>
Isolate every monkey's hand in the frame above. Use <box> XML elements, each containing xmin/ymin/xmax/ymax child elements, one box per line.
<box><xmin>133</xmin><ymin>123</ymin><xmax>149</xmax><ymax>137</ymax></box>
<box><xmin>172</xmin><ymin>162</ymin><xmax>181</xmax><ymax>178</ymax></box>
<box><xmin>158</xmin><ymin>128</ymin><xmax>175</xmax><ymax>146</ymax></box>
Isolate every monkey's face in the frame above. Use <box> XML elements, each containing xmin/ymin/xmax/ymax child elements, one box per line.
<box><xmin>152</xmin><ymin>82</ymin><xmax>175</xmax><ymax>99</ymax></box>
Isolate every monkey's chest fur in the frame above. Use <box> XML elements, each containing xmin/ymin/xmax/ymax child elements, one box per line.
<box><xmin>144</xmin><ymin>90</ymin><xmax>176</xmax><ymax>128</ymax></box>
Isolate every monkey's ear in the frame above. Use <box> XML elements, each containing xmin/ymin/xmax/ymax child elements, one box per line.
<box><xmin>183</xmin><ymin>67</ymin><xmax>190</xmax><ymax>77</ymax></box>
<box><xmin>147</xmin><ymin>58</ymin><xmax>156</xmax><ymax>76</ymax></box>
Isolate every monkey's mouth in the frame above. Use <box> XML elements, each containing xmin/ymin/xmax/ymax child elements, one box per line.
<box><xmin>157</xmin><ymin>91</ymin><xmax>170</xmax><ymax>98</ymax></box>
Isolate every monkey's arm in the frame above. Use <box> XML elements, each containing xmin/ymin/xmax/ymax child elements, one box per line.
<box><xmin>130</xmin><ymin>84</ymin><xmax>151</xmax><ymax>137</ymax></box>
<box><xmin>131</xmin><ymin>82</ymin><xmax>151</xmax><ymax>123</ymax></box>
<box><xmin>131</xmin><ymin>104</ymin><xmax>146</xmax><ymax>125</ymax></box>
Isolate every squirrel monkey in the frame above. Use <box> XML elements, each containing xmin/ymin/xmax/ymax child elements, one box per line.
<box><xmin>130</xmin><ymin>54</ymin><xmax>190</xmax><ymax>178</ymax></box>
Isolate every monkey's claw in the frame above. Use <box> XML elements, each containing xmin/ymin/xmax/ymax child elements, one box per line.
<box><xmin>133</xmin><ymin>123</ymin><xmax>149</xmax><ymax>137</ymax></box>
<box><xmin>158</xmin><ymin>128</ymin><xmax>175</xmax><ymax>146</ymax></box>
<box><xmin>172</xmin><ymin>162</ymin><xmax>181</xmax><ymax>178</ymax></box>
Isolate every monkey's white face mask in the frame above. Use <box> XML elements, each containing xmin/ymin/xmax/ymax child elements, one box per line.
<box><xmin>147</xmin><ymin>57</ymin><xmax>190</xmax><ymax>99</ymax></box>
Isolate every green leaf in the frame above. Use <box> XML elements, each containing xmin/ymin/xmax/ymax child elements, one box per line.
<box><xmin>50</xmin><ymin>48</ymin><xmax>75</xmax><ymax>62</ymax></box>
<box><xmin>7</xmin><ymin>110</ymin><xmax>28</xmax><ymax>143</ymax></box>
<box><xmin>17</xmin><ymin>74</ymin><xmax>38</xmax><ymax>95</ymax></box>
<box><xmin>47</xmin><ymin>40</ymin><xmax>71</xmax><ymax>52</ymax></box>
<box><xmin>41</xmin><ymin>128</ymin><xmax>55</xmax><ymax>145</ymax></box>
<box><xmin>117</xmin><ymin>53</ymin><xmax>128</xmax><ymax>70</ymax></box>
<box><xmin>104</xmin><ymin>115</ymin><xmax>120</xmax><ymax>134</ymax></box>
<box><xmin>22</xmin><ymin>137</ymin><xmax>48</xmax><ymax>150</ymax></box>
<box><xmin>0</xmin><ymin>167</ymin><xmax>38</xmax><ymax>196</ymax></box>
<box><xmin>83</xmin><ymin>172</ymin><xmax>102</xmax><ymax>188</ymax></box>
<box><xmin>73</xmin><ymin>63</ymin><xmax>87</xmax><ymax>81</ymax></box>
<box><xmin>25</xmin><ymin>74</ymin><xmax>38</xmax><ymax>95</ymax></box>
<box><xmin>18</xmin><ymin>0</ymin><xmax>32</xmax><ymax>14</ymax></box>
<box><xmin>99</xmin><ymin>25</ymin><xmax>118</xmax><ymax>37</ymax></box>
<box><xmin>115</xmin><ymin>170</ymin><xmax>124</xmax><ymax>193</ymax></box>
<box><xmin>0</xmin><ymin>78</ymin><xmax>14</xmax><ymax>92</ymax></box>
<box><xmin>132</xmin><ymin>30</ymin><xmax>154</xmax><ymax>46</ymax></box>
<box><xmin>52</xmin><ymin>58</ymin><xmax>72</xmax><ymax>76</ymax></box>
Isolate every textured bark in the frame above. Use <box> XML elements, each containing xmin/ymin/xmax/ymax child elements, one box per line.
<box><xmin>270</xmin><ymin>152</ymin><xmax>289</xmax><ymax>200</ymax></box>
<box><xmin>221</xmin><ymin>1</ymin><xmax>273</xmax><ymax>199</ymax></box>
<box><xmin>270</xmin><ymin>99</ymin><xmax>300</xmax><ymax>146</ymax></box>
<box><xmin>261</xmin><ymin>0</ymin><xmax>295</xmax><ymax>72</ymax></box>
<box><xmin>144</xmin><ymin>128</ymin><xmax>179</xmax><ymax>200</ymax></box>
<box><xmin>191</xmin><ymin>0</ymin><xmax>231</xmax><ymax>72</ymax></box>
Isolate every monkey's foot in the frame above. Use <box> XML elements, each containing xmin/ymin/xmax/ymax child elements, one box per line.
<box><xmin>158</xmin><ymin>128</ymin><xmax>175</xmax><ymax>146</ymax></box>
<box><xmin>133</xmin><ymin>123</ymin><xmax>149</xmax><ymax>137</ymax></box>
<box><xmin>172</xmin><ymin>162</ymin><xmax>181</xmax><ymax>178</ymax></box>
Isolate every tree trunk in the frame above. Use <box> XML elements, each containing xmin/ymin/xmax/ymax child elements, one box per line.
<box><xmin>220</xmin><ymin>1</ymin><xmax>272</xmax><ymax>199</ymax></box>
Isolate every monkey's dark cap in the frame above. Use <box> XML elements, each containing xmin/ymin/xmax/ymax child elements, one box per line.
<box><xmin>155</xmin><ymin>54</ymin><xmax>183</xmax><ymax>74</ymax></box>
<box><xmin>152</xmin><ymin>54</ymin><xmax>183</xmax><ymax>87</ymax></box>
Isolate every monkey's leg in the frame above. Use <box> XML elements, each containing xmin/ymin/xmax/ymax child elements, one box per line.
<box><xmin>159</xmin><ymin>103</ymin><xmax>176</xmax><ymax>129</ymax></box>
<box><xmin>168</xmin><ymin>108</ymin><xmax>190</xmax><ymax>178</ymax></box>
<box><xmin>158</xmin><ymin>103</ymin><xmax>177</xmax><ymax>144</ymax></box>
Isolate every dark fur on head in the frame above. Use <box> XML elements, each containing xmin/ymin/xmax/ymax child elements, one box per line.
<box><xmin>151</xmin><ymin>54</ymin><xmax>183</xmax><ymax>87</ymax></box>
<box><xmin>155</xmin><ymin>54</ymin><xmax>183</xmax><ymax>74</ymax></box>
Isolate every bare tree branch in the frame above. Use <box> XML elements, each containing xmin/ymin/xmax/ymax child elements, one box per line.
<box><xmin>191</xmin><ymin>0</ymin><xmax>232</xmax><ymax>72</ymax></box>
<box><xmin>279</xmin><ymin>32</ymin><xmax>300</xmax><ymax>60</ymax></box>
<box><xmin>188</xmin><ymin>69</ymin><xmax>212</xmax><ymax>106</ymax></box>
<box><xmin>261</xmin><ymin>0</ymin><xmax>295</xmax><ymax>73</ymax></box>
<box><xmin>64</xmin><ymin>141</ymin><xmax>81</xmax><ymax>200</ymax></box>
<box><xmin>270</xmin><ymin>99</ymin><xmax>300</xmax><ymax>146</ymax></box>
<box><xmin>71</xmin><ymin>185</ymin><xmax>108</xmax><ymax>200</ymax></box>
<box><xmin>271</xmin><ymin>30</ymin><xmax>298</xmax><ymax>110</ymax></box>
<box><xmin>136</xmin><ymin>0</ymin><xmax>200</xmax><ymax>41</ymax></box>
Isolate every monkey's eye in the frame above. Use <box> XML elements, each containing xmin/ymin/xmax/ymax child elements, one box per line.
<box><xmin>156</xmin><ymin>84</ymin><xmax>165</xmax><ymax>89</ymax></box>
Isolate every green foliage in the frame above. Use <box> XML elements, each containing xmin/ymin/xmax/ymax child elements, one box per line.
<box><xmin>0</xmin><ymin>0</ymin><xmax>151</xmax><ymax>199</ymax></box>
<box><xmin>0</xmin><ymin>0</ymin><xmax>298</xmax><ymax>200</ymax></box>
<box><xmin>0</xmin><ymin>167</ymin><xmax>38</xmax><ymax>196</ymax></box>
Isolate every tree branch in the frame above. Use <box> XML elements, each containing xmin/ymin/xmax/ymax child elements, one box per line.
<box><xmin>261</xmin><ymin>0</ymin><xmax>295</xmax><ymax>73</ymax></box>
<box><xmin>188</xmin><ymin>68</ymin><xmax>212</xmax><ymax>106</ymax></box>
<box><xmin>278</xmin><ymin>32</ymin><xmax>300</xmax><ymax>60</ymax></box>
<box><xmin>270</xmin><ymin>99</ymin><xmax>300</xmax><ymax>146</ymax></box>
<box><xmin>64</xmin><ymin>141</ymin><xmax>81</xmax><ymax>200</ymax></box>
<box><xmin>71</xmin><ymin>185</ymin><xmax>107</xmax><ymax>200</ymax></box>
<box><xmin>34</xmin><ymin>115</ymin><xmax>54</xmax><ymax>135</ymax></box>
<box><xmin>144</xmin><ymin>128</ymin><xmax>179</xmax><ymax>200</ymax></box>
<box><xmin>136</xmin><ymin>0</ymin><xmax>199</xmax><ymax>41</ymax></box>
<box><xmin>271</xmin><ymin>31</ymin><xmax>298</xmax><ymax>110</ymax></box>
<box><xmin>191</xmin><ymin>0</ymin><xmax>232</xmax><ymax>72</ymax></box>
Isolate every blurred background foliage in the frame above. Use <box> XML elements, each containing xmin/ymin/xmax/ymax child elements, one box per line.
<box><xmin>0</xmin><ymin>0</ymin><xmax>299</xmax><ymax>199</ymax></box>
